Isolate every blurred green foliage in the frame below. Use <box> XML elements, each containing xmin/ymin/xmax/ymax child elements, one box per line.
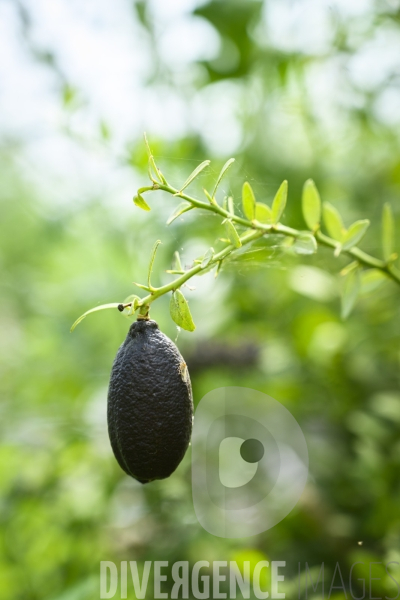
<box><xmin>1</xmin><ymin>0</ymin><xmax>400</xmax><ymax>599</ymax></box>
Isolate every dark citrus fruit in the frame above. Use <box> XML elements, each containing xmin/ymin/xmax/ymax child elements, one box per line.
<box><xmin>107</xmin><ymin>319</ymin><xmax>193</xmax><ymax>483</ymax></box>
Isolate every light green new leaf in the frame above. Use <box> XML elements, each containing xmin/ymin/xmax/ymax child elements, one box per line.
<box><xmin>71</xmin><ymin>303</ymin><xmax>121</xmax><ymax>332</ymax></box>
<box><xmin>342</xmin><ymin>219</ymin><xmax>370</xmax><ymax>250</ymax></box>
<box><xmin>341</xmin><ymin>268</ymin><xmax>360</xmax><ymax>319</ymax></box>
<box><xmin>147</xmin><ymin>240</ymin><xmax>161</xmax><ymax>289</ymax></box>
<box><xmin>293</xmin><ymin>233</ymin><xmax>317</xmax><ymax>255</ymax></box>
<box><xmin>213</xmin><ymin>158</ymin><xmax>235</xmax><ymax>197</ymax></box>
<box><xmin>143</xmin><ymin>132</ymin><xmax>164</xmax><ymax>184</ymax></box>
<box><xmin>255</xmin><ymin>203</ymin><xmax>272</xmax><ymax>224</ymax></box>
<box><xmin>382</xmin><ymin>203</ymin><xmax>394</xmax><ymax>261</ymax></box>
<box><xmin>167</xmin><ymin>202</ymin><xmax>193</xmax><ymax>225</ymax></box>
<box><xmin>223</xmin><ymin>195</ymin><xmax>235</xmax><ymax>215</ymax></box>
<box><xmin>133</xmin><ymin>194</ymin><xmax>151</xmax><ymax>211</ymax></box>
<box><xmin>225</xmin><ymin>220</ymin><xmax>242</xmax><ymax>248</ymax></box>
<box><xmin>340</xmin><ymin>261</ymin><xmax>358</xmax><ymax>276</ymax></box>
<box><xmin>242</xmin><ymin>182</ymin><xmax>256</xmax><ymax>220</ymax></box>
<box><xmin>172</xmin><ymin>251</ymin><xmax>183</xmax><ymax>272</ymax></box>
<box><xmin>323</xmin><ymin>202</ymin><xmax>345</xmax><ymax>241</ymax></box>
<box><xmin>361</xmin><ymin>269</ymin><xmax>387</xmax><ymax>294</ymax></box>
<box><xmin>302</xmin><ymin>179</ymin><xmax>321</xmax><ymax>231</ymax></box>
<box><xmin>201</xmin><ymin>247</ymin><xmax>214</xmax><ymax>268</ymax></box>
<box><xmin>271</xmin><ymin>180</ymin><xmax>288</xmax><ymax>224</ymax></box>
<box><xmin>170</xmin><ymin>289</ymin><xmax>196</xmax><ymax>332</ymax></box>
<box><xmin>122</xmin><ymin>295</ymin><xmax>140</xmax><ymax>316</ymax></box>
<box><xmin>179</xmin><ymin>160</ymin><xmax>210</xmax><ymax>193</ymax></box>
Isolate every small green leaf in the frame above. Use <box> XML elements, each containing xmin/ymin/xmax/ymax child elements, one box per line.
<box><xmin>148</xmin><ymin>240</ymin><xmax>161</xmax><ymax>289</ymax></box>
<box><xmin>215</xmin><ymin>260</ymin><xmax>223</xmax><ymax>278</ymax></box>
<box><xmin>361</xmin><ymin>269</ymin><xmax>387</xmax><ymax>294</ymax></box>
<box><xmin>271</xmin><ymin>180</ymin><xmax>288</xmax><ymax>224</ymax></box>
<box><xmin>293</xmin><ymin>233</ymin><xmax>317</xmax><ymax>255</ymax></box>
<box><xmin>133</xmin><ymin>194</ymin><xmax>151</xmax><ymax>211</ymax></box>
<box><xmin>201</xmin><ymin>247</ymin><xmax>214</xmax><ymax>268</ymax></box>
<box><xmin>122</xmin><ymin>295</ymin><xmax>140</xmax><ymax>316</ymax></box>
<box><xmin>167</xmin><ymin>202</ymin><xmax>193</xmax><ymax>225</ymax></box>
<box><xmin>172</xmin><ymin>251</ymin><xmax>183</xmax><ymax>272</ymax></box>
<box><xmin>179</xmin><ymin>160</ymin><xmax>210</xmax><ymax>193</ymax></box>
<box><xmin>212</xmin><ymin>158</ymin><xmax>235</xmax><ymax>197</ymax></box>
<box><xmin>341</xmin><ymin>268</ymin><xmax>361</xmax><ymax>319</ymax></box>
<box><xmin>225</xmin><ymin>220</ymin><xmax>242</xmax><ymax>248</ymax></box>
<box><xmin>143</xmin><ymin>132</ymin><xmax>164</xmax><ymax>183</ymax></box>
<box><xmin>323</xmin><ymin>202</ymin><xmax>345</xmax><ymax>241</ymax></box>
<box><xmin>255</xmin><ymin>203</ymin><xmax>272</xmax><ymax>224</ymax></box>
<box><xmin>228</xmin><ymin>196</ymin><xmax>235</xmax><ymax>215</ymax></box>
<box><xmin>342</xmin><ymin>219</ymin><xmax>370</xmax><ymax>250</ymax></box>
<box><xmin>170</xmin><ymin>289</ymin><xmax>196</xmax><ymax>332</ymax></box>
<box><xmin>340</xmin><ymin>261</ymin><xmax>358</xmax><ymax>276</ymax></box>
<box><xmin>143</xmin><ymin>131</ymin><xmax>152</xmax><ymax>157</ymax></box>
<box><xmin>242</xmin><ymin>182</ymin><xmax>256</xmax><ymax>220</ymax></box>
<box><xmin>71</xmin><ymin>303</ymin><xmax>121</xmax><ymax>332</ymax></box>
<box><xmin>302</xmin><ymin>179</ymin><xmax>321</xmax><ymax>231</ymax></box>
<box><xmin>382</xmin><ymin>203</ymin><xmax>394</xmax><ymax>261</ymax></box>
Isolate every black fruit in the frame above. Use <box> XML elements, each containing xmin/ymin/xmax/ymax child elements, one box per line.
<box><xmin>107</xmin><ymin>319</ymin><xmax>193</xmax><ymax>483</ymax></box>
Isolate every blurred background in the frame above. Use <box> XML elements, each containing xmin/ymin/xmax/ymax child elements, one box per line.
<box><xmin>1</xmin><ymin>0</ymin><xmax>400</xmax><ymax>598</ymax></box>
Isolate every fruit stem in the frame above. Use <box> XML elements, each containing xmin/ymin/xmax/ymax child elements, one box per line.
<box><xmin>136</xmin><ymin>229</ymin><xmax>264</xmax><ymax>313</ymax></box>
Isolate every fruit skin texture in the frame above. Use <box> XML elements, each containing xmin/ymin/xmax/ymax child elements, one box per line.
<box><xmin>107</xmin><ymin>319</ymin><xmax>193</xmax><ymax>484</ymax></box>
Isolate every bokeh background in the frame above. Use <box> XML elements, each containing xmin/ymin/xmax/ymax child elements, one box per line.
<box><xmin>1</xmin><ymin>0</ymin><xmax>400</xmax><ymax>598</ymax></box>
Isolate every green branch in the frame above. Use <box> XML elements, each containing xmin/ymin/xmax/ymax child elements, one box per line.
<box><xmin>153</xmin><ymin>182</ymin><xmax>400</xmax><ymax>286</ymax></box>
<box><xmin>71</xmin><ymin>145</ymin><xmax>399</xmax><ymax>333</ymax></box>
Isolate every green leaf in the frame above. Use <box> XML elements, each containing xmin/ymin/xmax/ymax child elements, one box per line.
<box><xmin>242</xmin><ymin>182</ymin><xmax>256</xmax><ymax>220</ymax></box>
<box><xmin>212</xmin><ymin>158</ymin><xmax>235</xmax><ymax>197</ymax></box>
<box><xmin>143</xmin><ymin>132</ymin><xmax>164</xmax><ymax>184</ymax></box>
<box><xmin>201</xmin><ymin>247</ymin><xmax>215</xmax><ymax>268</ymax></box>
<box><xmin>223</xmin><ymin>196</ymin><xmax>235</xmax><ymax>214</ymax></box>
<box><xmin>342</xmin><ymin>219</ymin><xmax>370</xmax><ymax>250</ymax></box>
<box><xmin>167</xmin><ymin>202</ymin><xmax>193</xmax><ymax>225</ymax></box>
<box><xmin>172</xmin><ymin>251</ymin><xmax>183</xmax><ymax>272</ymax></box>
<box><xmin>302</xmin><ymin>179</ymin><xmax>321</xmax><ymax>231</ymax></box>
<box><xmin>361</xmin><ymin>269</ymin><xmax>387</xmax><ymax>294</ymax></box>
<box><xmin>225</xmin><ymin>220</ymin><xmax>242</xmax><ymax>248</ymax></box>
<box><xmin>147</xmin><ymin>240</ymin><xmax>161</xmax><ymax>289</ymax></box>
<box><xmin>341</xmin><ymin>268</ymin><xmax>361</xmax><ymax>319</ymax></box>
<box><xmin>323</xmin><ymin>202</ymin><xmax>345</xmax><ymax>241</ymax></box>
<box><xmin>122</xmin><ymin>295</ymin><xmax>140</xmax><ymax>316</ymax></box>
<box><xmin>382</xmin><ymin>203</ymin><xmax>394</xmax><ymax>261</ymax></box>
<box><xmin>340</xmin><ymin>261</ymin><xmax>358</xmax><ymax>276</ymax></box>
<box><xmin>271</xmin><ymin>180</ymin><xmax>288</xmax><ymax>224</ymax></box>
<box><xmin>255</xmin><ymin>203</ymin><xmax>272</xmax><ymax>224</ymax></box>
<box><xmin>133</xmin><ymin>193</ymin><xmax>151</xmax><ymax>211</ymax></box>
<box><xmin>143</xmin><ymin>131</ymin><xmax>152</xmax><ymax>157</ymax></box>
<box><xmin>70</xmin><ymin>303</ymin><xmax>121</xmax><ymax>332</ymax></box>
<box><xmin>293</xmin><ymin>233</ymin><xmax>317</xmax><ymax>255</ymax></box>
<box><xmin>170</xmin><ymin>290</ymin><xmax>196</xmax><ymax>332</ymax></box>
<box><xmin>179</xmin><ymin>160</ymin><xmax>210</xmax><ymax>193</ymax></box>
